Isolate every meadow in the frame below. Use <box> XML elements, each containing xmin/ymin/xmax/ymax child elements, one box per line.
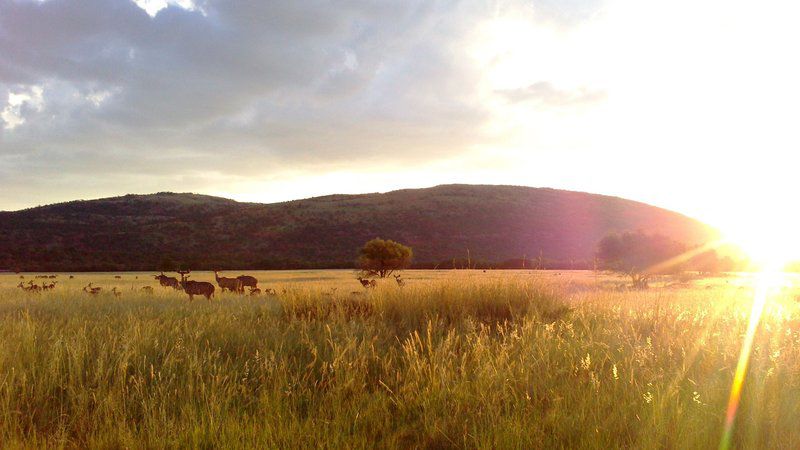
<box><xmin>1</xmin><ymin>269</ymin><xmax>800</xmax><ymax>449</ymax></box>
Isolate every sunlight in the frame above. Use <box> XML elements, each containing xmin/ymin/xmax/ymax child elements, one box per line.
<box><xmin>722</xmin><ymin>217</ymin><xmax>800</xmax><ymax>270</ymax></box>
<box><xmin>719</xmin><ymin>267</ymin><xmax>784</xmax><ymax>450</ymax></box>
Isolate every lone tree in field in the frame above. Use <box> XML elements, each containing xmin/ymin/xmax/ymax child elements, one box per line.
<box><xmin>596</xmin><ymin>231</ymin><xmax>686</xmax><ymax>289</ymax></box>
<box><xmin>358</xmin><ymin>238</ymin><xmax>413</xmax><ymax>278</ymax></box>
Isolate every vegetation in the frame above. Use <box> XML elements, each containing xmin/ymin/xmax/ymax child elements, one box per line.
<box><xmin>597</xmin><ymin>231</ymin><xmax>687</xmax><ymax>288</ymax></box>
<box><xmin>358</xmin><ymin>238</ymin><xmax>413</xmax><ymax>278</ymax></box>
<box><xmin>0</xmin><ymin>270</ymin><xmax>796</xmax><ymax>448</ymax></box>
<box><xmin>0</xmin><ymin>185</ymin><xmax>717</xmax><ymax>271</ymax></box>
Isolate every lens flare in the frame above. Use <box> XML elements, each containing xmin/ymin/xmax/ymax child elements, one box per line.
<box><xmin>718</xmin><ymin>268</ymin><xmax>782</xmax><ymax>450</ymax></box>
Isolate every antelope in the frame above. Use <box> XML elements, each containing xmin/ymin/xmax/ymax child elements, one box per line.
<box><xmin>249</xmin><ymin>287</ymin><xmax>261</xmax><ymax>296</ymax></box>
<box><xmin>26</xmin><ymin>281</ymin><xmax>42</xmax><ymax>292</ymax></box>
<box><xmin>177</xmin><ymin>270</ymin><xmax>215</xmax><ymax>300</ymax></box>
<box><xmin>154</xmin><ymin>272</ymin><xmax>181</xmax><ymax>290</ymax></box>
<box><xmin>237</xmin><ymin>274</ymin><xmax>258</xmax><ymax>291</ymax></box>
<box><xmin>357</xmin><ymin>277</ymin><xmax>377</xmax><ymax>288</ymax></box>
<box><xmin>43</xmin><ymin>281</ymin><xmax>57</xmax><ymax>290</ymax></box>
<box><xmin>83</xmin><ymin>283</ymin><xmax>101</xmax><ymax>295</ymax></box>
<box><xmin>111</xmin><ymin>287</ymin><xmax>122</xmax><ymax>298</ymax></box>
<box><xmin>394</xmin><ymin>274</ymin><xmax>405</xmax><ymax>287</ymax></box>
<box><xmin>114</xmin><ymin>275</ymin><xmax>122</xmax><ymax>279</ymax></box>
<box><xmin>214</xmin><ymin>270</ymin><xmax>243</xmax><ymax>293</ymax></box>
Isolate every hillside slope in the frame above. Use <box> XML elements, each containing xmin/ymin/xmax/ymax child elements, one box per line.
<box><xmin>0</xmin><ymin>185</ymin><xmax>718</xmax><ymax>271</ymax></box>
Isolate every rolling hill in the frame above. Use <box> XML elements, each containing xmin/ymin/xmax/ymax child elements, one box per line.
<box><xmin>0</xmin><ymin>184</ymin><xmax>718</xmax><ymax>271</ymax></box>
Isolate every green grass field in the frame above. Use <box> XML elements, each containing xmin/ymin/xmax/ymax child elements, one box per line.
<box><xmin>2</xmin><ymin>270</ymin><xmax>799</xmax><ymax>448</ymax></box>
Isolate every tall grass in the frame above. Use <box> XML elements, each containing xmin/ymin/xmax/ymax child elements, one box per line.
<box><xmin>1</xmin><ymin>273</ymin><xmax>800</xmax><ymax>448</ymax></box>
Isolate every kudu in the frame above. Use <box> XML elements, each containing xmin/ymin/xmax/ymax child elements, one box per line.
<box><xmin>177</xmin><ymin>270</ymin><xmax>215</xmax><ymax>300</ymax></box>
<box><xmin>357</xmin><ymin>277</ymin><xmax>377</xmax><ymax>289</ymax></box>
<box><xmin>83</xmin><ymin>283</ymin><xmax>102</xmax><ymax>295</ymax></box>
<box><xmin>214</xmin><ymin>270</ymin><xmax>243</xmax><ymax>293</ymax></box>
<box><xmin>154</xmin><ymin>272</ymin><xmax>181</xmax><ymax>290</ymax></box>
<box><xmin>237</xmin><ymin>274</ymin><xmax>258</xmax><ymax>291</ymax></box>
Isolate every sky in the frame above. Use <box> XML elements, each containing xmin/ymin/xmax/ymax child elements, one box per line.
<box><xmin>2</xmin><ymin>0</ymin><xmax>800</xmax><ymax>245</ymax></box>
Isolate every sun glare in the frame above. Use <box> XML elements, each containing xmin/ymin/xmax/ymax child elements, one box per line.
<box><xmin>723</xmin><ymin>220</ymin><xmax>800</xmax><ymax>270</ymax></box>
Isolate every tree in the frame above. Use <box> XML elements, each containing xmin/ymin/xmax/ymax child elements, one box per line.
<box><xmin>596</xmin><ymin>231</ymin><xmax>686</xmax><ymax>288</ymax></box>
<box><xmin>358</xmin><ymin>238</ymin><xmax>413</xmax><ymax>278</ymax></box>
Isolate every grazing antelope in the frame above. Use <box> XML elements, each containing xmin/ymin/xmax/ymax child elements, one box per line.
<box><xmin>141</xmin><ymin>286</ymin><xmax>154</xmax><ymax>294</ymax></box>
<box><xmin>177</xmin><ymin>270</ymin><xmax>215</xmax><ymax>300</ymax></box>
<box><xmin>69</xmin><ymin>275</ymin><xmax>74</xmax><ymax>279</ymax></box>
<box><xmin>214</xmin><ymin>270</ymin><xmax>243</xmax><ymax>293</ymax></box>
<box><xmin>394</xmin><ymin>274</ymin><xmax>405</xmax><ymax>287</ymax></box>
<box><xmin>111</xmin><ymin>287</ymin><xmax>122</xmax><ymax>297</ymax></box>
<box><xmin>237</xmin><ymin>274</ymin><xmax>258</xmax><ymax>291</ymax></box>
<box><xmin>18</xmin><ymin>282</ymin><xmax>39</xmax><ymax>292</ymax></box>
<box><xmin>249</xmin><ymin>287</ymin><xmax>261</xmax><ymax>296</ymax></box>
<box><xmin>154</xmin><ymin>272</ymin><xmax>181</xmax><ymax>290</ymax></box>
<box><xmin>43</xmin><ymin>281</ymin><xmax>57</xmax><ymax>290</ymax></box>
<box><xmin>357</xmin><ymin>277</ymin><xmax>377</xmax><ymax>288</ymax></box>
<box><xmin>83</xmin><ymin>283</ymin><xmax>102</xmax><ymax>295</ymax></box>
<box><xmin>114</xmin><ymin>275</ymin><xmax>122</xmax><ymax>279</ymax></box>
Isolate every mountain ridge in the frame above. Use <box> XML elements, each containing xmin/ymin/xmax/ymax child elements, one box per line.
<box><xmin>0</xmin><ymin>184</ymin><xmax>718</xmax><ymax>271</ymax></box>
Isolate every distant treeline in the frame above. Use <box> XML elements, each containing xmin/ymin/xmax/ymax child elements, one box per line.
<box><xmin>1</xmin><ymin>254</ymin><xmax>752</xmax><ymax>273</ymax></box>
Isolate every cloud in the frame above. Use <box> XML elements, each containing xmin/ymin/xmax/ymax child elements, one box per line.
<box><xmin>497</xmin><ymin>81</ymin><xmax>606</xmax><ymax>107</ymax></box>
<box><xmin>0</xmin><ymin>0</ymin><xmax>606</xmax><ymax>210</ymax></box>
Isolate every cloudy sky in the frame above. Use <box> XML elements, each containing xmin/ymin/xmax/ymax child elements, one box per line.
<box><xmin>2</xmin><ymin>0</ymin><xmax>799</xmax><ymax>237</ymax></box>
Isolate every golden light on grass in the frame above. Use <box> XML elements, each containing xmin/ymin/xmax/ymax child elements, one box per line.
<box><xmin>717</xmin><ymin>218</ymin><xmax>797</xmax><ymax>450</ymax></box>
<box><xmin>718</xmin><ymin>268</ymin><xmax>783</xmax><ymax>450</ymax></box>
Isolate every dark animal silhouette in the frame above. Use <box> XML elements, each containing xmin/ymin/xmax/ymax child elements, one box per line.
<box><xmin>177</xmin><ymin>270</ymin><xmax>215</xmax><ymax>300</ymax></box>
<box><xmin>214</xmin><ymin>270</ymin><xmax>243</xmax><ymax>293</ymax></box>
<box><xmin>237</xmin><ymin>274</ymin><xmax>258</xmax><ymax>290</ymax></box>
<box><xmin>17</xmin><ymin>282</ymin><xmax>40</xmax><ymax>292</ymax></box>
<box><xmin>83</xmin><ymin>283</ymin><xmax>101</xmax><ymax>295</ymax></box>
<box><xmin>394</xmin><ymin>274</ymin><xmax>405</xmax><ymax>287</ymax></box>
<box><xmin>357</xmin><ymin>277</ymin><xmax>377</xmax><ymax>288</ymax></box>
<box><xmin>154</xmin><ymin>272</ymin><xmax>181</xmax><ymax>290</ymax></box>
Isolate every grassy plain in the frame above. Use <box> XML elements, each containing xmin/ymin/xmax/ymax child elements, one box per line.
<box><xmin>1</xmin><ymin>269</ymin><xmax>799</xmax><ymax>448</ymax></box>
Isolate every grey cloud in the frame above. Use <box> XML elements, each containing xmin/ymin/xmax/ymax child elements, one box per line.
<box><xmin>0</xmin><ymin>0</ymin><xmax>602</xmax><ymax>210</ymax></box>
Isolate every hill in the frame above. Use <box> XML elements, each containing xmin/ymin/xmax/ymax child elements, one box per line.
<box><xmin>0</xmin><ymin>185</ymin><xmax>718</xmax><ymax>271</ymax></box>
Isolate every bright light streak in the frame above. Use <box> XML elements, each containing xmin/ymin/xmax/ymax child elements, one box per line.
<box><xmin>719</xmin><ymin>268</ymin><xmax>782</xmax><ymax>450</ymax></box>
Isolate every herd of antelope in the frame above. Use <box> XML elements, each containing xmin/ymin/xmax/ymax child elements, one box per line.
<box><xmin>12</xmin><ymin>270</ymin><xmax>407</xmax><ymax>300</ymax></box>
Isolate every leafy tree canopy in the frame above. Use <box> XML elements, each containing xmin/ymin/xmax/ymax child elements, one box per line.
<box><xmin>596</xmin><ymin>231</ymin><xmax>686</xmax><ymax>288</ymax></box>
<box><xmin>358</xmin><ymin>238</ymin><xmax>413</xmax><ymax>278</ymax></box>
